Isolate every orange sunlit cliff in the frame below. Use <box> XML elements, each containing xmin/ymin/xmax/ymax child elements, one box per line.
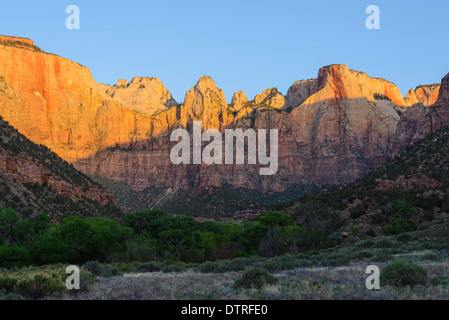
<box><xmin>0</xmin><ymin>36</ymin><xmax>448</xmax><ymax>194</ymax></box>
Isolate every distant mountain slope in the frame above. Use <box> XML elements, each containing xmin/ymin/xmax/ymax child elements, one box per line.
<box><xmin>0</xmin><ymin>117</ymin><xmax>121</xmax><ymax>220</ymax></box>
<box><xmin>362</xmin><ymin>127</ymin><xmax>449</xmax><ymax>189</ymax></box>
<box><xmin>282</xmin><ymin>126</ymin><xmax>449</xmax><ymax>238</ymax></box>
<box><xmin>92</xmin><ymin>173</ymin><xmax>318</xmax><ymax>220</ymax></box>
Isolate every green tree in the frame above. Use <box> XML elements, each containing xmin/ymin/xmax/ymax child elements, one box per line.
<box><xmin>0</xmin><ymin>209</ymin><xmax>19</xmax><ymax>245</ymax></box>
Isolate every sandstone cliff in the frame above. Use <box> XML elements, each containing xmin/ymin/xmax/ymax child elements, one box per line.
<box><xmin>285</xmin><ymin>79</ymin><xmax>317</xmax><ymax>109</ymax></box>
<box><xmin>0</xmin><ymin>36</ymin><xmax>435</xmax><ymax>198</ymax></box>
<box><xmin>393</xmin><ymin>73</ymin><xmax>449</xmax><ymax>152</ymax></box>
<box><xmin>404</xmin><ymin>84</ymin><xmax>440</xmax><ymax>107</ymax></box>
<box><xmin>75</xmin><ymin>64</ymin><xmax>408</xmax><ymax>191</ymax></box>
<box><xmin>103</xmin><ymin>77</ymin><xmax>179</xmax><ymax>117</ymax></box>
<box><xmin>254</xmin><ymin>88</ymin><xmax>285</xmax><ymax>109</ymax></box>
<box><xmin>230</xmin><ymin>91</ymin><xmax>249</xmax><ymax>112</ymax></box>
<box><xmin>0</xmin><ymin>35</ymin><xmax>35</xmax><ymax>47</ymax></box>
<box><xmin>179</xmin><ymin>76</ymin><xmax>232</xmax><ymax>129</ymax></box>
<box><xmin>0</xmin><ymin>37</ymin><xmax>156</xmax><ymax>163</ymax></box>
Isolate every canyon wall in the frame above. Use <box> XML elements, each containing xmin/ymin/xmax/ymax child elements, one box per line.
<box><xmin>1</xmin><ymin>36</ymin><xmax>447</xmax><ymax>197</ymax></box>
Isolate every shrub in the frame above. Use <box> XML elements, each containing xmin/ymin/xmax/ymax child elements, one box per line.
<box><xmin>429</xmin><ymin>276</ymin><xmax>448</xmax><ymax>286</ymax></box>
<box><xmin>420</xmin><ymin>252</ymin><xmax>440</xmax><ymax>261</ymax></box>
<box><xmin>318</xmin><ymin>252</ymin><xmax>352</xmax><ymax>267</ymax></box>
<box><xmin>350</xmin><ymin>205</ymin><xmax>365</xmax><ymax>219</ymax></box>
<box><xmin>349</xmin><ymin>226</ymin><xmax>360</xmax><ymax>237</ymax></box>
<box><xmin>214</xmin><ymin>257</ymin><xmax>264</xmax><ymax>273</ymax></box>
<box><xmin>383</xmin><ymin>218</ymin><xmax>417</xmax><ymax>235</ymax></box>
<box><xmin>15</xmin><ymin>274</ymin><xmax>65</xmax><ymax>299</ymax></box>
<box><xmin>161</xmin><ymin>263</ymin><xmax>186</xmax><ymax>273</ymax></box>
<box><xmin>0</xmin><ymin>289</ymin><xmax>24</xmax><ymax>300</ymax></box>
<box><xmin>396</xmin><ymin>233</ymin><xmax>412</xmax><ymax>242</ymax></box>
<box><xmin>258</xmin><ymin>226</ymin><xmax>285</xmax><ymax>258</ymax></box>
<box><xmin>79</xmin><ymin>272</ymin><xmax>95</xmax><ymax>292</ymax></box>
<box><xmin>233</xmin><ymin>267</ymin><xmax>278</xmax><ymax>290</ymax></box>
<box><xmin>376</xmin><ymin>238</ymin><xmax>399</xmax><ymax>248</ymax></box>
<box><xmin>67</xmin><ymin>271</ymin><xmax>96</xmax><ymax>296</ymax></box>
<box><xmin>137</xmin><ymin>262</ymin><xmax>161</xmax><ymax>273</ymax></box>
<box><xmin>372</xmin><ymin>251</ymin><xmax>393</xmax><ymax>262</ymax></box>
<box><xmin>101</xmin><ymin>266</ymin><xmax>123</xmax><ymax>278</ymax></box>
<box><xmin>0</xmin><ymin>275</ymin><xmax>18</xmax><ymax>292</ymax></box>
<box><xmin>82</xmin><ymin>261</ymin><xmax>104</xmax><ymax>276</ymax></box>
<box><xmin>381</xmin><ymin>260</ymin><xmax>428</xmax><ymax>287</ymax></box>
<box><xmin>194</xmin><ymin>261</ymin><xmax>217</xmax><ymax>273</ymax></box>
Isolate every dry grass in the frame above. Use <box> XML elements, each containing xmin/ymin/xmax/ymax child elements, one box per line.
<box><xmin>70</xmin><ymin>261</ymin><xmax>449</xmax><ymax>300</ymax></box>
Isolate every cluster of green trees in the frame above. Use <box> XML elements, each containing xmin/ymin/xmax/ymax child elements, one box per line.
<box><xmin>0</xmin><ymin>209</ymin><xmax>132</xmax><ymax>268</ymax></box>
<box><xmin>0</xmin><ymin>209</ymin><xmax>318</xmax><ymax>268</ymax></box>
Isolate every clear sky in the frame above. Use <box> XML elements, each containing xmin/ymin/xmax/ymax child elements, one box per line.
<box><xmin>1</xmin><ymin>0</ymin><xmax>448</xmax><ymax>103</ymax></box>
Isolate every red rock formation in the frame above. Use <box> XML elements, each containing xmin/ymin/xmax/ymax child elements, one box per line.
<box><xmin>0</xmin><ymin>35</ymin><xmax>34</xmax><ymax>46</ymax></box>
<box><xmin>393</xmin><ymin>73</ymin><xmax>449</xmax><ymax>152</ymax></box>
<box><xmin>0</xmin><ymin>41</ymin><xmax>156</xmax><ymax>163</ymax></box>
<box><xmin>0</xmin><ymin>151</ymin><xmax>114</xmax><ymax>206</ymax></box>
<box><xmin>404</xmin><ymin>84</ymin><xmax>440</xmax><ymax>107</ymax></box>
<box><xmin>0</xmin><ymin>38</ymin><xmax>425</xmax><ymax>193</ymax></box>
<box><xmin>75</xmin><ymin>64</ymin><xmax>407</xmax><ymax>190</ymax></box>
<box><xmin>285</xmin><ymin>79</ymin><xmax>317</xmax><ymax>109</ymax></box>
<box><xmin>103</xmin><ymin>77</ymin><xmax>179</xmax><ymax>117</ymax></box>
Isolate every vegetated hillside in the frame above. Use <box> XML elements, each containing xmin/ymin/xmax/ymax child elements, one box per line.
<box><xmin>0</xmin><ymin>117</ymin><xmax>121</xmax><ymax>220</ymax></box>
<box><xmin>93</xmin><ymin>175</ymin><xmax>318</xmax><ymax>219</ymax></box>
<box><xmin>280</xmin><ymin>126</ymin><xmax>449</xmax><ymax>239</ymax></box>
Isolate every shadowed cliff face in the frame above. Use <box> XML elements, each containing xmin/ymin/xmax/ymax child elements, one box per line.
<box><xmin>0</xmin><ymin>37</ymin><xmax>436</xmax><ymax>195</ymax></box>
<box><xmin>393</xmin><ymin>73</ymin><xmax>449</xmax><ymax>153</ymax></box>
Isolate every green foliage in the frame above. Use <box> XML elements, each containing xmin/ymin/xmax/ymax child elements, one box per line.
<box><xmin>161</xmin><ymin>262</ymin><xmax>186</xmax><ymax>273</ymax></box>
<box><xmin>101</xmin><ymin>266</ymin><xmax>123</xmax><ymax>277</ymax></box>
<box><xmin>137</xmin><ymin>262</ymin><xmax>161</xmax><ymax>273</ymax></box>
<box><xmin>233</xmin><ymin>267</ymin><xmax>278</xmax><ymax>289</ymax></box>
<box><xmin>420</xmin><ymin>252</ymin><xmax>440</xmax><ymax>261</ymax></box>
<box><xmin>82</xmin><ymin>261</ymin><xmax>104</xmax><ymax>276</ymax></box>
<box><xmin>0</xmin><ymin>275</ymin><xmax>18</xmax><ymax>292</ymax></box>
<box><xmin>258</xmin><ymin>211</ymin><xmax>295</xmax><ymax>228</ymax></box>
<box><xmin>349</xmin><ymin>226</ymin><xmax>360</xmax><ymax>237</ymax></box>
<box><xmin>383</xmin><ymin>218</ymin><xmax>417</xmax><ymax>236</ymax></box>
<box><xmin>0</xmin><ymin>246</ymin><xmax>31</xmax><ymax>268</ymax></box>
<box><xmin>0</xmin><ymin>208</ymin><xmax>19</xmax><ymax>244</ymax></box>
<box><xmin>124</xmin><ymin>210</ymin><xmax>168</xmax><ymax>235</ymax></box>
<box><xmin>372</xmin><ymin>251</ymin><xmax>393</xmax><ymax>262</ymax></box>
<box><xmin>14</xmin><ymin>274</ymin><xmax>64</xmax><ymax>299</ymax></box>
<box><xmin>0</xmin><ymin>265</ymin><xmax>86</xmax><ymax>300</ymax></box>
<box><xmin>389</xmin><ymin>199</ymin><xmax>416</xmax><ymax>218</ymax></box>
<box><xmin>31</xmin><ymin>216</ymin><xmax>133</xmax><ymax>265</ymax></box>
<box><xmin>381</xmin><ymin>260</ymin><xmax>428</xmax><ymax>287</ymax></box>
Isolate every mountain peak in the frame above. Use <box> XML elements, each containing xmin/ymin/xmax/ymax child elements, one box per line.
<box><xmin>314</xmin><ymin>64</ymin><xmax>406</xmax><ymax>106</ymax></box>
<box><xmin>254</xmin><ymin>88</ymin><xmax>285</xmax><ymax>109</ymax></box>
<box><xmin>404</xmin><ymin>88</ymin><xmax>419</xmax><ymax>106</ymax></box>
<box><xmin>195</xmin><ymin>76</ymin><xmax>218</xmax><ymax>92</ymax></box>
<box><xmin>104</xmin><ymin>76</ymin><xmax>178</xmax><ymax>116</ymax></box>
<box><xmin>181</xmin><ymin>76</ymin><xmax>229</xmax><ymax>129</ymax></box>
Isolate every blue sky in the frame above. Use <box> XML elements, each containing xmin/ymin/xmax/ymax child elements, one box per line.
<box><xmin>1</xmin><ymin>0</ymin><xmax>448</xmax><ymax>103</ymax></box>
